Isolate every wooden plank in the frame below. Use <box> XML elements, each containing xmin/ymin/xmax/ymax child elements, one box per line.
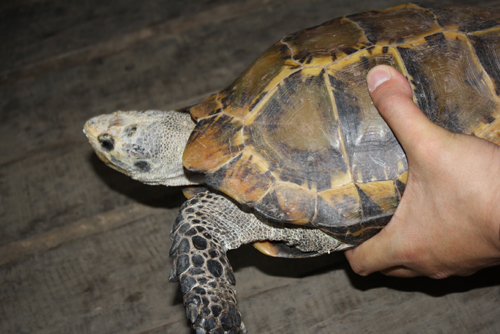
<box><xmin>241</xmin><ymin>265</ymin><xmax>500</xmax><ymax>334</ymax></box>
<box><xmin>0</xmin><ymin>203</ymin><xmax>163</xmax><ymax>266</ymax></box>
<box><xmin>0</xmin><ymin>208</ymin><xmax>187</xmax><ymax>334</ymax></box>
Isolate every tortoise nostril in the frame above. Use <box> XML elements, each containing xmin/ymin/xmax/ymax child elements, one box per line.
<box><xmin>98</xmin><ymin>134</ymin><xmax>115</xmax><ymax>151</ymax></box>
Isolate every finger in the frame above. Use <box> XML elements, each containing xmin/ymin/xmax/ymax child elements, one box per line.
<box><xmin>366</xmin><ymin>65</ymin><xmax>445</xmax><ymax>153</ymax></box>
<box><xmin>344</xmin><ymin>225</ymin><xmax>403</xmax><ymax>276</ymax></box>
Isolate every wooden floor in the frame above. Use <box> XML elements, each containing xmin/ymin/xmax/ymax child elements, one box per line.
<box><xmin>2</xmin><ymin>0</ymin><xmax>500</xmax><ymax>333</ymax></box>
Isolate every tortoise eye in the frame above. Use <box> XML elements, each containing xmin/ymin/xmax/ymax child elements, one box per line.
<box><xmin>98</xmin><ymin>133</ymin><xmax>115</xmax><ymax>151</ymax></box>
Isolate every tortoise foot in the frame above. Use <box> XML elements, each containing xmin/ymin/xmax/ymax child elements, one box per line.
<box><xmin>175</xmin><ymin>271</ymin><xmax>246</xmax><ymax>334</ymax></box>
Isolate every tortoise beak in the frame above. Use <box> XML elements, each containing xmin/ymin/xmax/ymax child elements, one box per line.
<box><xmin>83</xmin><ymin>114</ymin><xmax>114</xmax><ymax>140</ymax></box>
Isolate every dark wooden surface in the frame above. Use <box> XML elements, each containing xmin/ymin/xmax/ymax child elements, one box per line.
<box><xmin>1</xmin><ymin>1</ymin><xmax>500</xmax><ymax>333</ymax></box>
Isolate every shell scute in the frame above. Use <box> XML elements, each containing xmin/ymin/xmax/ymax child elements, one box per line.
<box><xmin>245</xmin><ymin>68</ymin><xmax>349</xmax><ymax>192</ymax></box>
<box><xmin>395</xmin><ymin>175</ymin><xmax>408</xmax><ymax>199</ymax></box>
<box><xmin>416</xmin><ymin>2</ymin><xmax>500</xmax><ymax>32</ymax></box>
<box><xmin>469</xmin><ymin>28</ymin><xmax>500</xmax><ymax>95</ymax></box>
<box><xmin>283</xmin><ymin>17</ymin><xmax>370</xmax><ymax>66</ymax></box>
<box><xmin>217</xmin><ymin>42</ymin><xmax>299</xmax><ymax>120</ymax></box>
<box><xmin>189</xmin><ymin>93</ymin><xmax>222</xmax><ymax>121</ymax></box>
<box><xmin>204</xmin><ymin>151</ymin><xmax>274</xmax><ymax>205</ymax></box>
<box><xmin>253</xmin><ymin>182</ymin><xmax>316</xmax><ymax>224</ymax></box>
<box><xmin>398</xmin><ymin>31</ymin><xmax>500</xmax><ymax>137</ymax></box>
<box><xmin>356</xmin><ymin>181</ymin><xmax>400</xmax><ymax>216</ymax></box>
<box><xmin>316</xmin><ymin>182</ymin><xmax>393</xmax><ymax>244</ymax></box>
<box><xmin>183</xmin><ymin>114</ymin><xmax>244</xmax><ymax>172</ymax></box>
<box><xmin>316</xmin><ymin>184</ymin><xmax>361</xmax><ymax>227</ymax></box>
<box><xmin>347</xmin><ymin>3</ymin><xmax>442</xmax><ymax>45</ymax></box>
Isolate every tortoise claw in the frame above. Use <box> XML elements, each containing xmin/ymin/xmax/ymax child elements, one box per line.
<box><xmin>195</xmin><ymin>328</ymin><xmax>207</xmax><ymax>334</ymax></box>
<box><xmin>169</xmin><ymin>233</ymin><xmax>182</xmax><ymax>256</ymax></box>
<box><xmin>168</xmin><ymin>269</ymin><xmax>178</xmax><ymax>282</ymax></box>
<box><xmin>187</xmin><ymin>304</ymin><xmax>200</xmax><ymax>323</ymax></box>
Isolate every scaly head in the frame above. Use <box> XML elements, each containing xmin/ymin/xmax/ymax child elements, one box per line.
<box><xmin>84</xmin><ymin>110</ymin><xmax>199</xmax><ymax>186</ymax></box>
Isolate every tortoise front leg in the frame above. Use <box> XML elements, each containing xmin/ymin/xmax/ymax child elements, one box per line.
<box><xmin>169</xmin><ymin>191</ymin><xmax>346</xmax><ymax>334</ymax></box>
<box><xmin>169</xmin><ymin>192</ymin><xmax>247</xmax><ymax>334</ymax></box>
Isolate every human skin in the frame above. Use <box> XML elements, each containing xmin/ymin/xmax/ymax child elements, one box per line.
<box><xmin>344</xmin><ymin>65</ymin><xmax>500</xmax><ymax>278</ymax></box>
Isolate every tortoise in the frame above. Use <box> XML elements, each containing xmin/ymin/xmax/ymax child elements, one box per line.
<box><xmin>84</xmin><ymin>3</ymin><xmax>500</xmax><ymax>333</ymax></box>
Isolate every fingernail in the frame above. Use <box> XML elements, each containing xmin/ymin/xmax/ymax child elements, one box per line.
<box><xmin>367</xmin><ymin>66</ymin><xmax>392</xmax><ymax>92</ymax></box>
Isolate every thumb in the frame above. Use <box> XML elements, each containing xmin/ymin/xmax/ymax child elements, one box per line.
<box><xmin>366</xmin><ymin>65</ymin><xmax>444</xmax><ymax>154</ymax></box>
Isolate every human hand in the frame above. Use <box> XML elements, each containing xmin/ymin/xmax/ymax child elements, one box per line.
<box><xmin>345</xmin><ymin>65</ymin><xmax>500</xmax><ymax>278</ymax></box>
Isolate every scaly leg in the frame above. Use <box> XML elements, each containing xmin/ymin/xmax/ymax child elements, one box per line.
<box><xmin>169</xmin><ymin>191</ymin><xmax>346</xmax><ymax>334</ymax></box>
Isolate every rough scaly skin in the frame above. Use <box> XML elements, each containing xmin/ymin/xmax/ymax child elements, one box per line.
<box><xmin>169</xmin><ymin>191</ymin><xmax>347</xmax><ymax>334</ymax></box>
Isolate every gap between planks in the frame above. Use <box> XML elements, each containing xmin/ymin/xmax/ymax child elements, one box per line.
<box><xmin>0</xmin><ymin>203</ymin><xmax>167</xmax><ymax>266</ymax></box>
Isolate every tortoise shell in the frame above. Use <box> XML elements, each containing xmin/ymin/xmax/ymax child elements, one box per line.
<box><xmin>182</xmin><ymin>3</ymin><xmax>500</xmax><ymax>245</ymax></box>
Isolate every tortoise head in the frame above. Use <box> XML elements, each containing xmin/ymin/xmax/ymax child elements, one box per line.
<box><xmin>84</xmin><ymin>110</ymin><xmax>199</xmax><ymax>186</ymax></box>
